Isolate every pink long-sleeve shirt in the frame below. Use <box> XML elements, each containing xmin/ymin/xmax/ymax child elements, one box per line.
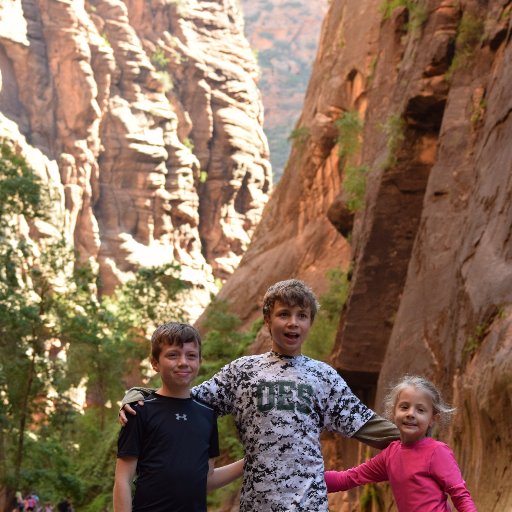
<box><xmin>325</xmin><ymin>437</ymin><xmax>476</xmax><ymax>512</ymax></box>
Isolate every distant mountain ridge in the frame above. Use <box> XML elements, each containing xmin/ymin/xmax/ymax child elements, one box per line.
<box><xmin>240</xmin><ymin>0</ymin><xmax>327</xmax><ymax>179</ymax></box>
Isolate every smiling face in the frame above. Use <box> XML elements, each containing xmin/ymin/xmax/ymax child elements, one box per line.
<box><xmin>394</xmin><ymin>385</ymin><xmax>436</xmax><ymax>444</ymax></box>
<box><xmin>266</xmin><ymin>300</ymin><xmax>312</xmax><ymax>356</ymax></box>
<box><xmin>151</xmin><ymin>341</ymin><xmax>201</xmax><ymax>398</ymax></box>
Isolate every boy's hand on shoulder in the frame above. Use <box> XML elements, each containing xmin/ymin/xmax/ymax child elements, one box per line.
<box><xmin>118</xmin><ymin>401</ymin><xmax>144</xmax><ymax>426</ymax></box>
<box><xmin>118</xmin><ymin>387</ymin><xmax>154</xmax><ymax>426</ymax></box>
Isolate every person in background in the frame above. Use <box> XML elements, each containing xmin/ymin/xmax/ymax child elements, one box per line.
<box><xmin>119</xmin><ymin>279</ymin><xmax>400</xmax><ymax>511</ymax></box>
<box><xmin>12</xmin><ymin>491</ymin><xmax>24</xmax><ymax>511</ymax></box>
<box><xmin>24</xmin><ymin>494</ymin><xmax>36</xmax><ymax>512</ymax></box>
<box><xmin>325</xmin><ymin>375</ymin><xmax>477</xmax><ymax>511</ymax></box>
<box><xmin>113</xmin><ymin>322</ymin><xmax>244</xmax><ymax>512</ymax></box>
<box><xmin>56</xmin><ymin>498</ymin><xmax>73</xmax><ymax>512</ymax></box>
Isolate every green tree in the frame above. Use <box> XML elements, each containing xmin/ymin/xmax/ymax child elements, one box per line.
<box><xmin>302</xmin><ymin>268</ymin><xmax>350</xmax><ymax>360</ymax></box>
<box><xmin>197</xmin><ymin>299</ymin><xmax>261</xmax><ymax>508</ymax></box>
<box><xmin>0</xmin><ymin>141</ymin><xmax>64</xmax><ymax>496</ymax></box>
<box><xmin>0</xmin><ymin>141</ymin><xmax>189</xmax><ymax>509</ymax></box>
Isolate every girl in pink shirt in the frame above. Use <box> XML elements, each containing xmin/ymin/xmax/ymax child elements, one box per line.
<box><xmin>325</xmin><ymin>375</ymin><xmax>476</xmax><ymax>511</ymax></box>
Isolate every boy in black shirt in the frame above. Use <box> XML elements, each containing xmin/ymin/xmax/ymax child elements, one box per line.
<box><xmin>113</xmin><ymin>322</ymin><xmax>243</xmax><ymax>512</ymax></box>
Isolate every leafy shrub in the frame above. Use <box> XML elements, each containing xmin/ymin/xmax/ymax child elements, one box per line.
<box><xmin>335</xmin><ymin>111</ymin><xmax>369</xmax><ymax>212</ymax></box>
<box><xmin>344</xmin><ymin>165</ymin><xmax>370</xmax><ymax>212</ymax></box>
<box><xmin>447</xmin><ymin>12</ymin><xmax>484</xmax><ymax>78</ymax></box>
<box><xmin>335</xmin><ymin>111</ymin><xmax>363</xmax><ymax>165</ymax></box>
<box><xmin>151</xmin><ymin>47</ymin><xmax>170</xmax><ymax>71</ymax></box>
<box><xmin>382</xmin><ymin>114</ymin><xmax>406</xmax><ymax>169</ymax></box>
<box><xmin>380</xmin><ymin>0</ymin><xmax>428</xmax><ymax>33</ymax></box>
<box><xmin>288</xmin><ymin>126</ymin><xmax>311</xmax><ymax>148</ymax></box>
<box><xmin>302</xmin><ymin>268</ymin><xmax>350</xmax><ymax>360</ymax></box>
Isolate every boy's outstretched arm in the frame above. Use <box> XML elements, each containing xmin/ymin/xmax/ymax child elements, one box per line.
<box><xmin>353</xmin><ymin>414</ymin><xmax>400</xmax><ymax>449</ymax></box>
<box><xmin>207</xmin><ymin>458</ymin><xmax>245</xmax><ymax>491</ymax></box>
<box><xmin>118</xmin><ymin>387</ymin><xmax>155</xmax><ymax>426</ymax></box>
<box><xmin>113</xmin><ymin>457</ymin><xmax>137</xmax><ymax>512</ymax></box>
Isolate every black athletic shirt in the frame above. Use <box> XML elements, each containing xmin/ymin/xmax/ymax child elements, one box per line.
<box><xmin>117</xmin><ymin>393</ymin><xmax>220</xmax><ymax>512</ymax></box>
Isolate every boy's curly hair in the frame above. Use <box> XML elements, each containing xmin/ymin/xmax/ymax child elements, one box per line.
<box><xmin>262</xmin><ymin>279</ymin><xmax>320</xmax><ymax>322</ymax></box>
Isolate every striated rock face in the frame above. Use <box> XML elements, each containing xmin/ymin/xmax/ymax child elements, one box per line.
<box><xmin>217</xmin><ymin>0</ymin><xmax>512</xmax><ymax>509</ymax></box>
<box><xmin>0</xmin><ymin>0</ymin><xmax>271</xmax><ymax>317</ymax></box>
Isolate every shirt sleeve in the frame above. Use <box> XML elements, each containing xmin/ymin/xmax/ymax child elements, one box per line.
<box><xmin>321</xmin><ymin>365</ymin><xmax>374</xmax><ymax>436</ymax></box>
<box><xmin>430</xmin><ymin>443</ymin><xmax>477</xmax><ymax>512</ymax></box>
<box><xmin>120</xmin><ymin>386</ymin><xmax>155</xmax><ymax>407</ymax></box>
<box><xmin>192</xmin><ymin>362</ymin><xmax>237</xmax><ymax>416</ymax></box>
<box><xmin>208</xmin><ymin>415</ymin><xmax>220</xmax><ymax>459</ymax></box>
<box><xmin>325</xmin><ymin>449</ymin><xmax>389</xmax><ymax>492</ymax></box>
<box><xmin>353</xmin><ymin>413</ymin><xmax>400</xmax><ymax>449</ymax></box>
<box><xmin>117</xmin><ymin>403</ymin><xmax>144</xmax><ymax>458</ymax></box>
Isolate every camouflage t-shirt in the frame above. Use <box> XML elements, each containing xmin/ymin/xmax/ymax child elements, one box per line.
<box><xmin>192</xmin><ymin>351</ymin><xmax>373</xmax><ymax>511</ymax></box>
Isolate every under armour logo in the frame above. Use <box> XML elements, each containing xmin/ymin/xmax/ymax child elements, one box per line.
<box><xmin>175</xmin><ymin>413</ymin><xmax>188</xmax><ymax>421</ymax></box>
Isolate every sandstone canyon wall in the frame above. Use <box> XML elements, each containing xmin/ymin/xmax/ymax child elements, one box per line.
<box><xmin>218</xmin><ymin>0</ymin><xmax>512</xmax><ymax>510</ymax></box>
<box><xmin>0</xmin><ymin>0</ymin><xmax>271</xmax><ymax>319</ymax></box>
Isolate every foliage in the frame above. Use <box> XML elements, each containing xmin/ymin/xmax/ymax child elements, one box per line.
<box><xmin>344</xmin><ymin>165</ymin><xmax>370</xmax><ymax>213</ymax></box>
<box><xmin>73</xmin><ymin>409</ymin><xmax>120</xmax><ymax>511</ymax></box>
<box><xmin>0</xmin><ymin>141</ymin><xmax>188</xmax><ymax>508</ymax></box>
<box><xmin>198</xmin><ymin>300</ymin><xmax>261</xmax><ymax>508</ymax></box>
<box><xmin>151</xmin><ymin>48</ymin><xmax>170</xmax><ymax>71</ymax></box>
<box><xmin>367</xmin><ymin>55</ymin><xmax>379</xmax><ymax>86</ymax></box>
<box><xmin>199</xmin><ymin>170</ymin><xmax>208</xmax><ymax>183</ymax></box>
<box><xmin>470</xmin><ymin>97</ymin><xmax>487</xmax><ymax>129</ymax></box>
<box><xmin>499</xmin><ymin>4</ymin><xmax>512</xmax><ymax>21</ymax></box>
<box><xmin>101</xmin><ymin>33</ymin><xmax>111</xmax><ymax>48</ymax></box>
<box><xmin>302</xmin><ymin>268</ymin><xmax>350</xmax><ymax>361</ymax></box>
<box><xmin>156</xmin><ymin>70</ymin><xmax>173</xmax><ymax>93</ymax></box>
<box><xmin>183</xmin><ymin>137</ymin><xmax>194</xmax><ymax>152</ymax></box>
<box><xmin>464</xmin><ymin>306</ymin><xmax>503</xmax><ymax>356</ymax></box>
<box><xmin>0</xmin><ymin>141</ymin><xmax>64</xmax><ymax>495</ymax></box>
<box><xmin>380</xmin><ymin>0</ymin><xmax>428</xmax><ymax>33</ymax></box>
<box><xmin>288</xmin><ymin>126</ymin><xmax>311</xmax><ymax>149</ymax></box>
<box><xmin>382</xmin><ymin>114</ymin><xmax>406</xmax><ymax>169</ymax></box>
<box><xmin>0</xmin><ymin>143</ymin><xmax>46</xmax><ymax>224</ymax></box>
<box><xmin>335</xmin><ymin>111</ymin><xmax>363</xmax><ymax>165</ymax></box>
<box><xmin>115</xmin><ymin>262</ymin><xmax>187</xmax><ymax>331</ymax></box>
<box><xmin>447</xmin><ymin>12</ymin><xmax>484</xmax><ymax>79</ymax></box>
<box><xmin>360</xmin><ymin>482</ymin><xmax>385</xmax><ymax>511</ymax></box>
<box><xmin>197</xmin><ymin>299</ymin><xmax>258</xmax><ymax>383</ymax></box>
<box><xmin>335</xmin><ymin>111</ymin><xmax>369</xmax><ymax>213</ymax></box>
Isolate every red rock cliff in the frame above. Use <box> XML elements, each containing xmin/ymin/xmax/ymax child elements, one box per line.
<box><xmin>217</xmin><ymin>1</ymin><xmax>512</xmax><ymax>510</ymax></box>
<box><xmin>0</xmin><ymin>0</ymin><xmax>271</xmax><ymax>317</ymax></box>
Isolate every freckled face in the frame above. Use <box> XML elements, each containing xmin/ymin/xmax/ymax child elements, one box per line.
<box><xmin>266</xmin><ymin>300</ymin><xmax>312</xmax><ymax>356</ymax></box>
<box><xmin>394</xmin><ymin>386</ymin><xmax>436</xmax><ymax>444</ymax></box>
<box><xmin>152</xmin><ymin>341</ymin><xmax>200</xmax><ymax>397</ymax></box>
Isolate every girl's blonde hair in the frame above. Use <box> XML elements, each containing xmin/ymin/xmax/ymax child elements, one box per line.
<box><xmin>384</xmin><ymin>375</ymin><xmax>455</xmax><ymax>435</ymax></box>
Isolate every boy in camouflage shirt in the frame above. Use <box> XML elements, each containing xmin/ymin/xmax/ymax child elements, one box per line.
<box><xmin>120</xmin><ymin>279</ymin><xmax>399</xmax><ymax>511</ymax></box>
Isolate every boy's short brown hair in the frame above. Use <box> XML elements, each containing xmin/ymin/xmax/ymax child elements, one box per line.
<box><xmin>262</xmin><ymin>279</ymin><xmax>320</xmax><ymax>322</ymax></box>
<box><xmin>151</xmin><ymin>322</ymin><xmax>202</xmax><ymax>361</ymax></box>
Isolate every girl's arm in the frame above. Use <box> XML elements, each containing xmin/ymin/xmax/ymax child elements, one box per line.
<box><xmin>325</xmin><ymin>450</ymin><xmax>389</xmax><ymax>492</ymax></box>
<box><xmin>207</xmin><ymin>458</ymin><xmax>244</xmax><ymax>491</ymax></box>
<box><xmin>431</xmin><ymin>444</ymin><xmax>477</xmax><ymax>512</ymax></box>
